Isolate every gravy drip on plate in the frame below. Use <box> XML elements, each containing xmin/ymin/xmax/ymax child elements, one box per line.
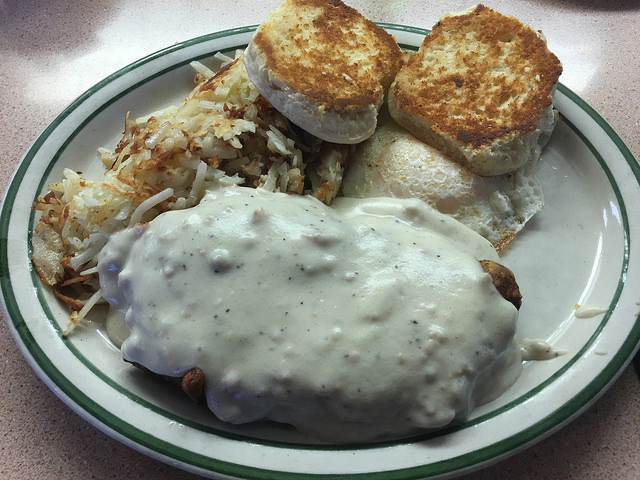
<box><xmin>98</xmin><ymin>186</ymin><xmax>521</xmax><ymax>441</ymax></box>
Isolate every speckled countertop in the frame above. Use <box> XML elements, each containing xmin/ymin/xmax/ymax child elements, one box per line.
<box><xmin>1</xmin><ymin>1</ymin><xmax>639</xmax><ymax>479</ymax></box>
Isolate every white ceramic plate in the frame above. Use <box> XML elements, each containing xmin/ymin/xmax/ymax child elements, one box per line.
<box><xmin>1</xmin><ymin>25</ymin><xmax>639</xmax><ymax>480</ymax></box>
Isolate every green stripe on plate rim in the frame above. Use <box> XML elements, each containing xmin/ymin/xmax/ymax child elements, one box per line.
<box><xmin>1</xmin><ymin>24</ymin><xmax>639</xmax><ymax>479</ymax></box>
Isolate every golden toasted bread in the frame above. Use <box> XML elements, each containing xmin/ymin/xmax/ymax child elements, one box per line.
<box><xmin>244</xmin><ymin>0</ymin><xmax>405</xmax><ymax>144</ymax></box>
<box><xmin>388</xmin><ymin>4</ymin><xmax>562</xmax><ymax>176</ymax></box>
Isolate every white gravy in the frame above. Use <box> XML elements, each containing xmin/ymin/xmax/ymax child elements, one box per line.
<box><xmin>98</xmin><ymin>186</ymin><xmax>522</xmax><ymax>441</ymax></box>
<box><xmin>574</xmin><ymin>304</ymin><xmax>608</xmax><ymax>318</ymax></box>
<box><xmin>520</xmin><ymin>338</ymin><xmax>565</xmax><ymax>361</ymax></box>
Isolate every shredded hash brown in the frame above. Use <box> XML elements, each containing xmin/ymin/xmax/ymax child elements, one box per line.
<box><xmin>31</xmin><ymin>51</ymin><xmax>347</xmax><ymax>333</ymax></box>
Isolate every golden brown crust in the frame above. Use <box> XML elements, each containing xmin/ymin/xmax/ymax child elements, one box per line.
<box><xmin>480</xmin><ymin>259</ymin><xmax>522</xmax><ymax>310</ymax></box>
<box><xmin>181</xmin><ymin>367</ymin><xmax>206</xmax><ymax>403</ymax></box>
<box><xmin>492</xmin><ymin>230</ymin><xmax>517</xmax><ymax>255</ymax></box>
<box><xmin>251</xmin><ymin>0</ymin><xmax>404</xmax><ymax>113</ymax></box>
<box><xmin>129</xmin><ymin>362</ymin><xmax>207</xmax><ymax>404</ymax></box>
<box><xmin>391</xmin><ymin>4</ymin><xmax>562</xmax><ymax>148</ymax></box>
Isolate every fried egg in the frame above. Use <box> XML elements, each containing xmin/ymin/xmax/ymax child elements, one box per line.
<box><xmin>341</xmin><ymin>116</ymin><xmax>544</xmax><ymax>253</ymax></box>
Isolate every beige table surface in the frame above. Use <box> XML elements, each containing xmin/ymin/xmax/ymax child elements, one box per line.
<box><xmin>1</xmin><ymin>0</ymin><xmax>639</xmax><ymax>478</ymax></box>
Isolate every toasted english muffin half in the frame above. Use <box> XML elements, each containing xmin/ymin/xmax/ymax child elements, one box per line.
<box><xmin>244</xmin><ymin>0</ymin><xmax>405</xmax><ymax>144</ymax></box>
<box><xmin>388</xmin><ymin>4</ymin><xmax>562</xmax><ymax>176</ymax></box>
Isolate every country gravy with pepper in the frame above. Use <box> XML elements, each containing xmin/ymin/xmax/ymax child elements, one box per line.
<box><xmin>98</xmin><ymin>186</ymin><xmax>522</xmax><ymax>441</ymax></box>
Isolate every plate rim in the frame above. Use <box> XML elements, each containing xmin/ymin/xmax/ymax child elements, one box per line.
<box><xmin>1</xmin><ymin>23</ymin><xmax>639</xmax><ymax>480</ymax></box>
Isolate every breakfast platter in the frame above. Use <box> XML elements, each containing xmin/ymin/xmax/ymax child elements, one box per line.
<box><xmin>1</xmin><ymin>24</ymin><xmax>639</xmax><ymax>480</ymax></box>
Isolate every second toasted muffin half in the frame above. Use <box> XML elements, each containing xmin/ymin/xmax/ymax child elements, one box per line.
<box><xmin>388</xmin><ymin>4</ymin><xmax>563</xmax><ymax>176</ymax></box>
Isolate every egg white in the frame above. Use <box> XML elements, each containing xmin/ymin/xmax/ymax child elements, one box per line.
<box><xmin>341</xmin><ymin>115</ymin><xmax>544</xmax><ymax>252</ymax></box>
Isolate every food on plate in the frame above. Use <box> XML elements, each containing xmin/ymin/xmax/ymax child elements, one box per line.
<box><xmin>98</xmin><ymin>186</ymin><xmax>522</xmax><ymax>442</ymax></box>
<box><xmin>341</xmin><ymin>113</ymin><xmax>544</xmax><ymax>253</ymax></box>
<box><xmin>243</xmin><ymin>0</ymin><xmax>405</xmax><ymax>144</ymax></box>
<box><xmin>388</xmin><ymin>4</ymin><xmax>563</xmax><ymax>176</ymax></box>
<box><xmin>29</xmin><ymin>0</ymin><xmax>564</xmax><ymax>442</ymax></box>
